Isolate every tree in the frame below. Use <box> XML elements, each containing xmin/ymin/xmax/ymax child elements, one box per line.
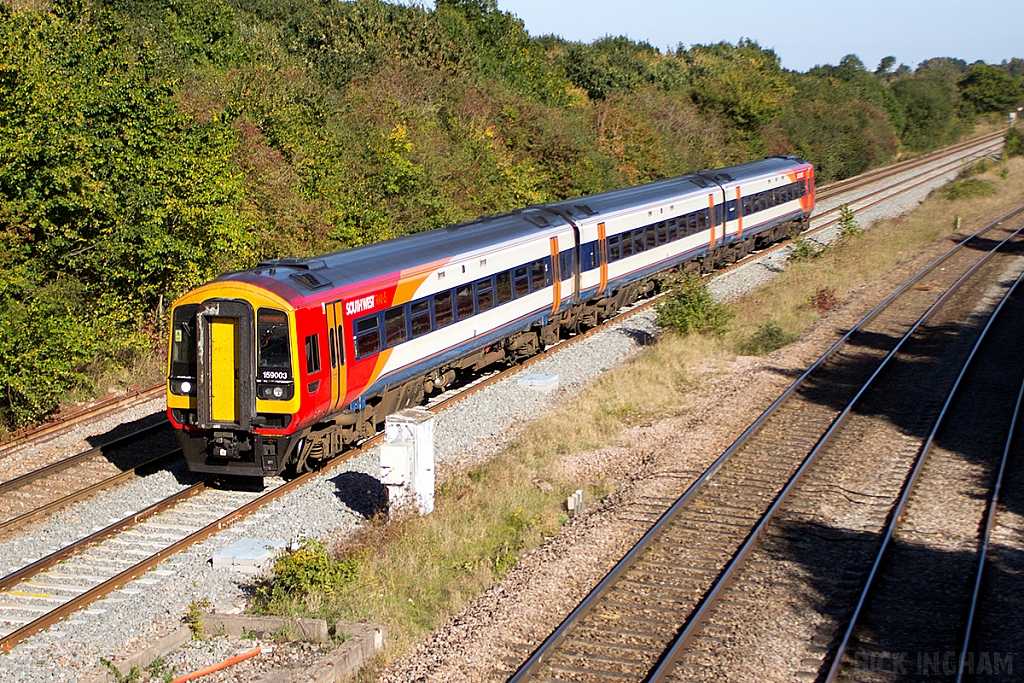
<box><xmin>892</xmin><ymin>77</ymin><xmax>961</xmax><ymax>151</ymax></box>
<box><xmin>875</xmin><ymin>56</ymin><xmax>896</xmax><ymax>75</ymax></box>
<box><xmin>958</xmin><ymin>62</ymin><xmax>1023</xmax><ymax>114</ymax></box>
<box><xmin>680</xmin><ymin>40</ymin><xmax>795</xmax><ymax>128</ymax></box>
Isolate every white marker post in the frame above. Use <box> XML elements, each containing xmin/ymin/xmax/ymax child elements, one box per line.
<box><xmin>379</xmin><ymin>408</ymin><xmax>435</xmax><ymax>515</ymax></box>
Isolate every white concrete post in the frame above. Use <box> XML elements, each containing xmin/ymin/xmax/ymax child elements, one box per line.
<box><xmin>380</xmin><ymin>408</ymin><xmax>435</xmax><ymax>515</ymax></box>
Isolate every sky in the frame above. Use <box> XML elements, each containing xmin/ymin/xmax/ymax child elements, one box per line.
<box><xmin>467</xmin><ymin>1</ymin><xmax>1023</xmax><ymax>73</ymax></box>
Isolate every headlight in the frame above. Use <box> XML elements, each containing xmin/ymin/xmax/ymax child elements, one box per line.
<box><xmin>258</xmin><ymin>382</ymin><xmax>294</xmax><ymax>401</ymax></box>
<box><xmin>170</xmin><ymin>379</ymin><xmax>196</xmax><ymax>396</ymax></box>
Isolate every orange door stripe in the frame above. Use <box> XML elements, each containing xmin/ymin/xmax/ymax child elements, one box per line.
<box><xmin>549</xmin><ymin>236</ymin><xmax>561</xmax><ymax>317</ymax></box>
<box><xmin>708</xmin><ymin>194</ymin><xmax>716</xmax><ymax>249</ymax></box>
<box><xmin>735</xmin><ymin>187</ymin><xmax>743</xmax><ymax>239</ymax></box>
<box><xmin>598</xmin><ymin>222</ymin><xmax>608</xmax><ymax>294</ymax></box>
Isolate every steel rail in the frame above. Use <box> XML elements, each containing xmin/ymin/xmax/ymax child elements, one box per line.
<box><xmin>0</xmin><ymin>474</ymin><xmax>208</xmax><ymax>593</ymax></box>
<box><xmin>0</xmin><ymin>449</ymin><xmax>181</xmax><ymax>535</ymax></box>
<box><xmin>823</xmin><ymin>253</ymin><xmax>1024</xmax><ymax>683</ymax></box>
<box><xmin>955</xmin><ymin>351</ymin><xmax>1024</xmax><ymax>682</ymax></box>
<box><xmin>0</xmin><ymin>386</ymin><xmax>165</xmax><ymax>457</ymax></box>
<box><xmin>816</xmin><ymin>131</ymin><xmax>1004</xmax><ymax>201</ymax></box>
<box><xmin>0</xmin><ymin>421</ymin><xmax>170</xmax><ymax>494</ymax></box>
<box><xmin>507</xmin><ymin>202</ymin><xmax>1024</xmax><ymax>683</ymax></box>
<box><xmin>648</xmin><ymin>210</ymin><xmax>1024</xmax><ymax>683</ymax></box>
<box><xmin>813</xmin><ymin>141</ymin><xmax>1002</xmax><ymax>228</ymax></box>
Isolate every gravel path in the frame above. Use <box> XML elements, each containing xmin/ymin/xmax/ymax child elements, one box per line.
<box><xmin>0</xmin><ymin>141</ymin><xmax>998</xmax><ymax>682</ymax></box>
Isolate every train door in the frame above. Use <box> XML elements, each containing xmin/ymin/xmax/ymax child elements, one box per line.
<box><xmin>598</xmin><ymin>222</ymin><xmax>608</xmax><ymax>296</ymax></box>
<box><xmin>196</xmin><ymin>299</ymin><xmax>255</xmax><ymax>430</ymax></box>
<box><xmin>325</xmin><ymin>301</ymin><xmax>348</xmax><ymax>413</ymax></box>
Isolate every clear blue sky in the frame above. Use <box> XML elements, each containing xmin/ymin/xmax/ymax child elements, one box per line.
<box><xmin>452</xmin><ymin>1</ymin><xmax>1023</xmax><ymax>73</ymax></box>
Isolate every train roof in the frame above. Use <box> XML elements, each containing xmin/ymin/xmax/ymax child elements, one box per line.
<box><xmin>213</xmin><ymin>156</ymin><xmax>808</xmax><ymax>304</ymax></box>
<box><xmin>544</xmin><ymin>156</ymin><xmax>809</xmax><ymax>220</ymax></box>
<box><xmin>215</xmin><ymin>206</ymin><xmax>571</xmax><ymax>302</ymax></box>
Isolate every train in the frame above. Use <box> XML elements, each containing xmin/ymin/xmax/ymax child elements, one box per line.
<box><xmin>166</xmin><ymin>156</ymin><xmax>815</xmax><ymax>477</ymax></box>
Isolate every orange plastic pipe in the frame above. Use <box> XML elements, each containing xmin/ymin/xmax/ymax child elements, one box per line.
<box><xmin>169</xmin><ymin>645</ymin><xmax>262</xmax><ymax>683</ymax></box>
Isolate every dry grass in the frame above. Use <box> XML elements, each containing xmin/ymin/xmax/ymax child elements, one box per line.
<box><xmin>253</xmin><ymin>154</ymin><xmax>1024</xmax><ymax>675</ymax></box>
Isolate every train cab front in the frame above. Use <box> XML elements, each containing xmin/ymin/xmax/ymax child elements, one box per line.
<box><xmin>166</xmin><ymin>291</ymin><xmax>302</xmax><ymax>478</ymax></box>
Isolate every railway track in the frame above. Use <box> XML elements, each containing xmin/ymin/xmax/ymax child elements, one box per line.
<box><xmin>0</xmin><ymin>423</ymin><xmax>178</xmax><ymax>536</ymax></box>
<box><xmin>0</xmin><ymin>289</ymin><xmax>667</xmax><ymax>653</ymax></box>
<box><xmin>814</xmin><ymin>130</ymin><xmax>1005</xmax><ymax>204</ymax></box>
<box><xmin>0</xmin><ymin>130</ymin><xmax>1003</xmax><ymax>466</ymax></box>
<box><xmin>505</xmin><ymin>202</ymin><xmax>1024</xmax><ymax>683</ymax></box>
<box><xmin>822</xmin><ymin>247</ymin><xmax>1024</xmax><ymax>682</ymax></box>
<box><xmin>0</xmin><ymin>131</ymin><xmax>1008</xmax><ymax>656</ymax></box>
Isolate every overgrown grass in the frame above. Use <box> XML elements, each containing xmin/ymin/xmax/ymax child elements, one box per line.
<box><xmin>788</xmin><ymin>237</ymin><xmax>827</xmax><ymax>262</ymax></box>
<box><xmin>251</xmin><ymin>157</ymin><xmax>1024</xmax><ymax>678</ymax></box>
<box><xmin>937</xmin><ymin>178</ymin><xmax>998</xmax><ymax>200</ymax></box>
<box><xmin>736</xmin><ymin>322</ymin><xmax>797</xmax><ymax>356</ymax></box>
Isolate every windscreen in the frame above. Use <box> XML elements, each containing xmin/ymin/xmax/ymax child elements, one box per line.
<box><xmin>170</xmin><ymin>304</ymin><xmax>198</xmax><ymax>378</ymax></box>
<box><xmin>257</xmin><ymin>308</ymin><xmax>292</xmax><ymax>380</ymax></box>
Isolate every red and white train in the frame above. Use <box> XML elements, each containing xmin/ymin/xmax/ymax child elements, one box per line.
<box><xmin>167</xmin><ymin>156</ymin><xmax>815</xmax><ymax>476</ymax></box>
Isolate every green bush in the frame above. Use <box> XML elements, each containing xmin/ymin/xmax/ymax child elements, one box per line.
<box><xmin>837</xmin><ymin>204</ymin><xmax>864</xmax><ymax>238</ymax></box>
<box><xmin>1006</xmin><ymin>128</ymin><xmax>1024</xmax><ymax>158</ymax></box>
<box><xmin>252</xmin><ymin>540</ymin><xmax>358</xmax><ymax>612</ymax></box>
<box><xmin>788</xmin><ymin>237</ymin><xmax>826</xmax><ymax>262</ymax></box>
<box><xmin>937</xmin><ymin>178</ymin><xmax>997</xmax><ymax>200</ymax></box>
<box><xmin>958</xmin><ymin>63</ymin><xmax>1024</xmax><ymax>115</ymax></box>
<box><xmin>736</xmin><ymin>321</ymin><xmax>796</xmax><ymax>356</ymax></box>
<box><xmin>655</xmin><ymin>276</ymin><xmax>734</xmax><ymax>336</ymax></box>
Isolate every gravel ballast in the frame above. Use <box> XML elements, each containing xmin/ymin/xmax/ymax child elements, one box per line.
<box><xmin>0</xmin><ymin>141</ymin><xmax>999</xmax><ymax>682</ymax></box>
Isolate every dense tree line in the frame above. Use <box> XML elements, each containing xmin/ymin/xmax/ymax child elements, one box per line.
<box><xmin>1</xmin><ymin>0</ymin><xmax>1022</xmax><ymax>427</ymax></box>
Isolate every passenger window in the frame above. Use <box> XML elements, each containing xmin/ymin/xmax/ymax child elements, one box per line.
<box><xmin>608</xmin><ymin>235</ymin><xmax>621</xmax><ymax>262</ymax></box>
<box><xmin>580</xmin><ymin>242</ymin><xmax>597</xmax><ymax>270</ymax></box>
<box><xmin>434</xmin><ymin>291</ymin><xmax>454</xmax><ymax>328</ymax></box>
<box><xmin>410</xmin><ymin>298</ymin><xmax>431</xmax><ymax>338</ymax></box>
<box><xmin>648</xmin><ymin>225</ymin><xmax>659</xmax><ymax>249</ymax></box>
<box><xmin>476</xmin><ymin>277</ymin><xmax>494</xmax><ymax>312</ymax></box>
<box><xmin>496</xmin><ymin>271</ymin><xmax>513</xmax><ymax>304</ymax></box>
<box><xmin>621</xmin><ymin>233</ymin><xmax>633</xmax><ymax>258</ymax></box>
<box><xmin>530</xmin><ymin>259</ymin><xmax>546</xmax><ymax>291</ymax></box>
<box><xmin>354</xmin><ymin>315</ymin><xmax>381</xmax><ymax>358</ymax></box>
<box><xmin>632</xmin><ymin>229</ymin><xmax>644</xmax><ymax>253</ymax></box>
<box><xmin>514</xmin><ymin>266</ymin><xmax>530</xmax><ymax>297</ymax></box>
<box><xmin>384</xmin><ymin>307</ymin><xmax>408</xmax><ymax>348</ymax></box>
<box><xmin>456</xmin><ymin>285</ymin><xmax>475</xmax><ymax>319</ymax></box>
<box><xmin>659</xmin><ymin>221</ymin><xmax>669</xmax><ymax>244</ymax></box>
<box><xmin>306</xmin><ymin>334</ymin><xmax>322</xmax><ymax>374</ymax></box>
<box><xmin>559</xmin><ymin>249</ymin><xmax>574</xmax><ymax>281</ymax></box>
